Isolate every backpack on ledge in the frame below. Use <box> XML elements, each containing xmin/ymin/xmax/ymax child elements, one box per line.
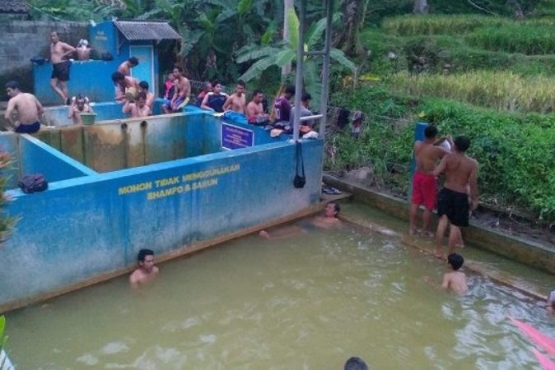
<box><xmin>18</xmin><ymin>174</ymin><xmax>48</xmax><ymax>194</ymax></box>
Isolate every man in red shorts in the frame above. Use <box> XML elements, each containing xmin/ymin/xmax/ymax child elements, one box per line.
<box><xmin>409</xmin><ymin>125</ymin><xmax>452</xmax><ymax>236</ymax></box>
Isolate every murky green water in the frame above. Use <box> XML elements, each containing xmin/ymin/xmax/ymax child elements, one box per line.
<box><xmin>6</xmin><ymin>223</ymin><xmax>553</xmax><ymax>369</ymax></box>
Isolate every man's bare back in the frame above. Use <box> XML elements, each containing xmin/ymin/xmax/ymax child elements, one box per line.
<box><xmin>6</xmin><ymin>93</ymin><xmax>43</xmax><ymax>125</ymax></box>
<box><xmin>436</xmin><ymin>152</ymin><xmax>478</xmax><ymax>201</ymax></box>
<box><xmin>442</xmin><ymin>271</ymin><xmax>468</xmax><ymax>295</ymax></box>
<box><xmin>414</xmin><ymin>141</ymin><xmax>449</xmax><ymax>174</ymax></box>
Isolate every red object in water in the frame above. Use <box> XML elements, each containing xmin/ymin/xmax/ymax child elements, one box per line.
<box><xmin>511</xmin><ymin>317</ymin><xmax>555</xmax><ymax>355</ymax></box>
<box><xmin>533</xmin><ymin>349</ymin><xmax>555</xmax><ymax>370</ymax></box>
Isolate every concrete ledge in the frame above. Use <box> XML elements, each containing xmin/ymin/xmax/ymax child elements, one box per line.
<box><xmin>323</xmin><ymin>174</ymin><xmax>555</xmax><ymax>274</ymax></box>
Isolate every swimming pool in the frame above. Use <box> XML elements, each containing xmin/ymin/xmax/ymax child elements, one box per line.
<box><xmin>5</xmin><ymin>216</ymin><xmax>551</xmax><ymax>369</ymax></box>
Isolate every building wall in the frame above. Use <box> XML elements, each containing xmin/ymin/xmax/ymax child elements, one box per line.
<box><xmin>0</xmin><ymin>112</ymin><xmax>323</xmax><ymax>310</ymax></box>
<box><xmin>0</xmin><ymin>20</ymin><xmax>88</xmax><ymax>100</ymax></box>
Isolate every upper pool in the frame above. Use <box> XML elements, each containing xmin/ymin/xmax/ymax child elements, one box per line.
<box><xmin>5</xmin><ymin>216</ymin><xmax>550</xmax><ymax>369</ymax></box>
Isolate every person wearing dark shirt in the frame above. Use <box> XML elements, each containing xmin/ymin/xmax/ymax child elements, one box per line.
<box><xmin>201</xmin><ymin>80</ymin><xmax>228</xmax><ymax>113</ymax></box>
<box><xmin>273</xmin><ymin>85</ymin><xmax>295</xmax><ymax>126</ymax></box>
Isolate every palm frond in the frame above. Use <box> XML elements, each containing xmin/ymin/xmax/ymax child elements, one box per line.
<box><xmin>287</xmin><ymin>8</ymin><xmax>300</xmax><ymax>50</ymax></box>
<box><xmin>239</xmin><ymin>55</ymin><xmax>278</xmax><ymax>81</ymax></box>
<box><xmin>306</xmin><ymin>13</ymin><xmax>341</xmax><ymax>48</ymax></box>
<box><xmin>235</xmin><ymin>46</ymin><xmax>280</xmax><ymax>63</ymax></box>
<box><xmin>275</xmin><ymin>49</ymin><xmax>295</xmax><ymax>68</ymax></box>
<box><xmin>330</xmin><ymin>48</ymin><xmax>357</xmax><ymax>73</ymax></box>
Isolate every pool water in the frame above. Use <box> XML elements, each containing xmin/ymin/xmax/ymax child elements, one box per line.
<box><xmin>6</xmin><ymin>223</ymin><xmax>553</xmax><ymax>369</ymax></box>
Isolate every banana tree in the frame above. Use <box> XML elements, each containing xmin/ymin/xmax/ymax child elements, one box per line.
<box><xmin>235</xmin><ymin>8</ymin><xmax>356</xmax><ymax>107</ymax></box>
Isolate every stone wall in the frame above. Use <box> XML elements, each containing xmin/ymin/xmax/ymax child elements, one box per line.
<box><xmin>0</xmin><ymin>20</ymin><xmax>88</xmax><ymax>100</ymax></box>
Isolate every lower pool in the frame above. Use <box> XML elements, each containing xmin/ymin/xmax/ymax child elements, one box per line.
<box><xmin>5</xmin><ymin>221</ymin><xmax>552</xmax><ymax>369</ymax></box>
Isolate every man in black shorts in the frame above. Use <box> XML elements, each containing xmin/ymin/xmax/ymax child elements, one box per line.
<box><xmin>433</xmin><ymin>136</ymin><xmax>479</xmax><ymax>259</ymax></box>
<box><xmin>50</xmin><ymin>31</ymin><xmax>75</xmax><ymax>105</ymax></box>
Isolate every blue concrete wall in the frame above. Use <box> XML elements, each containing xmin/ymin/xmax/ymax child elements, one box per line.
<box><xmin>34</xmin><ymin>60</ymin><xmax>124</xmax><ymax>105</ymax></box>
<box><xmin>18</xmin><ymin>135</ymin><xmax>96</xmax><ymax>182</ymax></box>
<box><xmin>0</xmin><ymin>111</ymin><xmax>324</xmax><ymax>307</ymax></box>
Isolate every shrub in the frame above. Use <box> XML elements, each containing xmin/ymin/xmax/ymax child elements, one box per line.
<box><xmin>381</xmin><ymin>14</ymin><xmax>508</xmax><ymax>36</ymax></box>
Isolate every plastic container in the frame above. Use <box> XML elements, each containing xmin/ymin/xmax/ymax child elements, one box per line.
<box><xmin>80</xmin><ymin>113</ymin><xmax>96</xmax><ymax>125</ymax></box>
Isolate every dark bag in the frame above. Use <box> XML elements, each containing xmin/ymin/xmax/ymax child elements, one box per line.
<box><xmin>18</xmin><ymin>174</ymin><xmax>48</xmax><ymax>194</ymax></box>
<box><xmin>100</xmin><ymin>52</ymin><xmax>114</xmax><ymax>61</ymax></box>
<box><xmin>293</xmin><ymin>141</ymin><xmax>306</xmax><ymax>188</ymax></box>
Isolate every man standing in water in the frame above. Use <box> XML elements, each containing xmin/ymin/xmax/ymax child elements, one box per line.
<box><xmin>129</xmin><ymin>249</ymin><xmax>159</xmax><ymax>288</ymax></box>
<box><xmin>433</xmin><ymin>136</ymin><xmax>479</xmax><ymax>259</ymax></box>
<box><xmin>49</xmin><ymin>31</ymin><xmax>75</xmax><ymax>105</ymax></box>
<box><xmin>4</xmin><ymin>81</ymin><xmax>44</xmax><ymax>134</ymax></box>
<box><xmin>409</xmin><ymin>125</ymin><xmax>452</xmax><ymax>236</ymax></box>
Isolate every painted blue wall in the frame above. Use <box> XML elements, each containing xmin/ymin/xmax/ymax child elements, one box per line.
<box><xmin>18</xmin><ymin>135</ymin><xmax>96</xmax><ymax>181</ymax></box>
<box><xmin>34</xmin><ymin>21</ymin><xmax>162</xmax><ymax>105</ymax></box>
<box><xmin>34</xmin><ymin>60</ymin><xmax>124</xmax><ymax>105</ymax></box>
<box><xmin>0</xmin><ymin>111</ymin><xmax>323</xmax><ymax>307</ymax></box>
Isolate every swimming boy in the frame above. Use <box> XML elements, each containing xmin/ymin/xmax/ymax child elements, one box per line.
<box><xmin>442</xmin><ymin>253</ymin><xmax>468</xmax><ymax>295</ymax></box>
<box><xmin>129</xmin><ymin>249</ymin><xmax>159</xmax><ymax>288</ymax></box>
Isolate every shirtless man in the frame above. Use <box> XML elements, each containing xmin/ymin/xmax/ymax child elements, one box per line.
<box><xmin>409</xmin><ymin>125</ymin><xmax>452</xmax><ymax>236</ymax></box>
<box><xmin>68</xmin><ymin>94</ymin><xmax>93</xmax><ymax>125</ymax></box>
<box><xmin>223</xmin><ymin>80</ymin><xmax>247</xmax><ymax>114</ymax></box>
<box><xmin>4</xmin><ymin>81</ymin><xmax>44</xmax><ymax>134</ymax></box>
<box><xmin>117</xmin><ymin>57</ymin><xmax>139</xmax><ymax>76</ymax></box>
<box><xmin>441</xmin><ymin>253</ymin><xmax>468</xmax><ymax>295</ymax></box>
<box><xmin>259</xmin><ymin>202</ymin><xmax>341</xmax><ymax>240</ymax></box>
<box><xmin>122</xmin><ymin>92</ymin><xmax>151</xmax><ymax>118</ymax></box>
<box><xmin>129</xmin><ymin>249</ymin><xmax>159</xmax><ymax>288</ymax></box>
<box><xmin>434</xmin><ymin>136</ymin><xmax>479</xmax><ymax>258</ymax></box>
<box><xmin>49</xmin><ymin>31</ymin><xmax>76</xmax><ymax>105</ymax></box>
<box><xmin>111</xmin><ymin>72</ymin><xmax>140</xmax><ymax>102</ymax></box>
<box><xmin>162</xmin><ymin>66</ymin><xmax>190</xmax><ymax>114</ymax></box>
<box><xmin>138</xmin><ymin>81</ymin><xmax>155</xmax><ymax>110</ymax></box>
<box><xmin>246</xmin><ymin>89</ymin><xmax>269</xmax><ymax>124</ymax></box>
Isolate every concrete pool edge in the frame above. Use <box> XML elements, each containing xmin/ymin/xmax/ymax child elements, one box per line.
<box><xmin>0</xmin><ymin>202</ymin><xmax>324</xmax><ymax>314</ymax></box>
<box><xmin>323</xmin><ymin>174</ymin><xmax>555</xmax><ymax>276</ymax></box>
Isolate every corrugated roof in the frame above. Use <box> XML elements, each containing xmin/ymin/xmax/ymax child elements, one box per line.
<box><xmin>114</xmin><ymin>21</ymin><xmax>181</xmax><ymax>41</ymax></box>
<box><xmin>0</xmin><ymin>0</ymin><xmax>29</xmax><ymax>14</ymax></box>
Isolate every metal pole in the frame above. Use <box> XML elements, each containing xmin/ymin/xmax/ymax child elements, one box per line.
<box><xmin>292</xmin><ymin>0</ymin><xmax>306</xmax><ymax>142</ymax></box>
<box><xmin>319</xmin><ymin>0</ymin><xmax>333</xmax><ymax>140</ymax></box>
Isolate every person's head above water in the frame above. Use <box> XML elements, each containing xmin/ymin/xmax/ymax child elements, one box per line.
<box><xmin>344</xmin><ymin>356</ymin><xmax>369</xmax><ymax>370</ymax></box>
<box><xmin>424</xmin><ymin>125</ymin><xmax>438</xmax><ymax>140</ymax></box>
<box><xmin>324</xmin><ymin>202</ymin><xmax>340</xmax><ymax>218</ymax></box>
<box><xmin>454</xmin><ymin>136</ymin><xmax>471</xmax><ymax>152</ymax></box>
<box><xmin>447</xmin><ymin>253</ymin><xmax>464</xmax><ymax>271</ymax></box>
<box><xmin>137</xmin><ymin>248</ymin><xmax>155</xmax><ymax>272</ymax></box>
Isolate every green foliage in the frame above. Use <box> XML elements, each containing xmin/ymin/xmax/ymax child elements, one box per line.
<box><xmin>0</xmin><ymin>299</ymin><xmax>9</xmax><ymax>367</ymax></box>
<box><xmin>466</xmin><ymin>23</ymin><xmax>555</xmax><ymax>54</ymax></box>
<box><xmin>381</xmin><ymin>14</ymin><xmax>508</xmax><ymax>36</ymax></box>
<box><xmin>329</xmin><ymin>82</ymin><xmax>555</xmax><ymax>220</ymax></box>
<box><xmin>419</xmin><ymin>99</ymin><xmax>555</xmax><ymax>219</ymax></box>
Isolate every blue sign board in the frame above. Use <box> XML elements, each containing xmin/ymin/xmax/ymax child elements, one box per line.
<box><xmin>221</xmin><ymin>122</ymin><xmax>254</xmax><ymax>150</ymax></box>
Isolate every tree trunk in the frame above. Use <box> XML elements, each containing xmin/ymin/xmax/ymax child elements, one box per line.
<box><xmin>333</xmin><ymin>0</ymin><xmax>369</xmax><ymax>57</ymax></box>
<box><xmin>413</xmin><ymin>0</ymin><xmax>429</xmax><ymax>14</ymax></box>
<box><xmin>281</xmin><ymin>0</ymin><xmax>294</xmax><ymax>81</ymax></box>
